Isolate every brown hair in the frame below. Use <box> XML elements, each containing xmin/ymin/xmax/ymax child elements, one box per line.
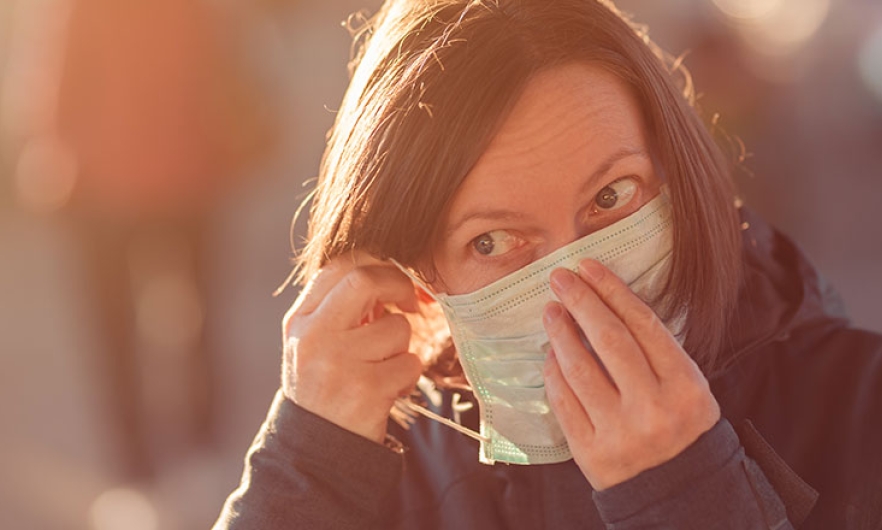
<box><xmin>292</xmin><ymin>0</ymin><xmax>742</xmax><ymax>372</ymax></box>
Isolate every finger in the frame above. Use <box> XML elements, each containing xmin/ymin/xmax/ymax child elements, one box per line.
<box><xmin>543</xmin><ymin>347</ymin><xmax>595</xmax><ymax>444</ymax></box>
<box><xmin>369</xmin><ymin>350</ymin><xmax>424</xmax><ymax>400</ymax></box>
<box><xmin>542</xmin><ymin>301</ymin><xmax>618</xmax><ymax>419</ymax></box>
<box><xmin>345</xmin><ymin>313</ymin><xmax>413</xmax><ymax>362</ymax></box>
<box><xmin>290</xmin><ymin>251</ymin><xmax>387</xmax><ymax>316</ymax></box>
<box><xmin>577</xmin><ymin>259</ymin><xmax>698</xmax><ymax>380</ymax></box>
<box><xmin>314</xmin><ymin>265</ymin><xmax>419</xmax><ymax>330</ymax></box>
<box><xmin>298</xmin><ymin>352</ymin><xmax>421</xmax><ymax>444</ymax></box>
<box><xmin>549</xmin><ymin>268</ymin><xmax>656</xmax><ymax>392</ymax></box>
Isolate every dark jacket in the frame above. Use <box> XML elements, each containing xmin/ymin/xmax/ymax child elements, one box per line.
<box><xmin>213</xmin><ymin>211</ymin><xmax>882</xmax><ymax>529</ymax></box>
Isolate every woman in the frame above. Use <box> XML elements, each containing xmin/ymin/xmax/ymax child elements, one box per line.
<box><xmin>214</xmin><ymin>0</ymin><xmax>882</xmax><ymax>528</ymax></box>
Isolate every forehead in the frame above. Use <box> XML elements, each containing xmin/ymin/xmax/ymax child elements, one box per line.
<box><xmin>444</xmin><ymin>62</ymin><xmax>648</xmax><ymax>220</ymax></box>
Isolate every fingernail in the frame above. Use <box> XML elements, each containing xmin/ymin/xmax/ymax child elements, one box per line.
<box><xmin>579</xmin><ymin>259</ymin><xmax>605</xmax><ymax>283</ymax></box>
<box><xmin>543</xmin><ymin>303</ymin><xmax>563</xmax><ymax>324</ymax></box>
<box><xmin>550</xmin><ymin>268</ymin><xmax>575</xmax><ymax>292</ymax></box>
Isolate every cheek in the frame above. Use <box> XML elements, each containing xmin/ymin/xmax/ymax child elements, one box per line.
<box><xmin>426</xmin><ymin>244</ymin><xmax>459</xmax><ymax>294</ymax></box>
<box><xmin>429</xmin><ymin>259</ymin><xmax>470</xmax><ymax>295</ymax></box>
<box><xmin>427</xmin><ymin>248</ymin><xmax>485</xmax><ymax>295</ymax></box>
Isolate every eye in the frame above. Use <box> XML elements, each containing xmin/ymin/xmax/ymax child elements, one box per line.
<box><xmin>471</xmin><ymin>230</ymin><xmax>521</xmax><ymax>257</ymax></box>
<box><xmin>594</xmin><ymin>177</ymin><xmax>638</xmax><ymax>211</ymax></box>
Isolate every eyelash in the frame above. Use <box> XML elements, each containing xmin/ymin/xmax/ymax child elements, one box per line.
<box><xmin>587</xmin><ymin>175</ymin><xmax>639</xmax><ymax>215</ymax></box>
<box><xmin>466</xmin><ymin>174</ymin><xmax>643</xmax><ymax>261</ymax></box>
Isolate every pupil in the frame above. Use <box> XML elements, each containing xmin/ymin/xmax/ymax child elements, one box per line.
<box><xmin>474</xmin><ymin>234</ymin><xmax>495</xmax><ymax>255</ymax></box>
<box><xmin>597</xmin><ymin>186</ymin><xmax>618</xmax><ymax>209</ymax></box>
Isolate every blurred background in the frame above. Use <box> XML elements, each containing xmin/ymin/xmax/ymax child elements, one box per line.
<box><xmin>0</xmin><ymin>0</ymin><xmax>879</xmax><ymax>528</ymax></box>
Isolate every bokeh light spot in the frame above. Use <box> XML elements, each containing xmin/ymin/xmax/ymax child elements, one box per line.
<box><xmin>713</xmin><ymin>0</ymin><xmax>831</xmax><ymax>59</ymax></box>
<box><xmin>89</xmin><ymin>487</ymin><xmax>158</xmax><ymax>530</ymax></box>
<box><xmin>858</xmin><ymin>25</ymin><xmax>882</xmax><ymax>104</ymax></box>
<box><xmin>712</xmin><ymin>0</ymin><xmax>783</xmax><ymax>21</ymax></box>
<box><xmin>15</xmin><ymin>135</ymin><xmax>78</xmax><ymax>213</ymax></box>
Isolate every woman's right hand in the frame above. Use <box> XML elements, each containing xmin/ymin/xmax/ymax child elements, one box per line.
<box><xmin>281</xmin><ymin>252</ymin><xmax>424</xmax><ymax>444</ymax></box>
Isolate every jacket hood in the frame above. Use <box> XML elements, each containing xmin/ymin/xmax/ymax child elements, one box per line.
<box><xmin>712</xmin><ymin>207</ymin><xmax>849</xmax><ymax>377</ymax></box>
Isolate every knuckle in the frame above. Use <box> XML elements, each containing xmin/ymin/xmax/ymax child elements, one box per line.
<box><xmin>565</xmin><ymin>281</ymin><xmax>588</xmax><ymax>306</ymax></box>
<box><xmin>594</xmin><ymin>278</ymin><xmax>617</xmax><ymax>301</ymax></box>
<box><xmin>657</xmin><ymin>383</ymin><xmax>717</xmax><ymax>433</ymax></box>
<box><xmin>543</xmin><ymin>357</ymin><xmax>557</xmax><ymax>381</ymax></box>
<box><xmin>545</xmin><ymin>384</ymin><xmax>572</xmax><ymax>418</ymax></box>
<box><xmin>545</xmin><ymin>309</ymin><xmax>573</xmax><ymax>341</ymax></box>
<box><xmin>293</xmin><ymin>329</ymin><xmax>315</xmax><ymax>354</ymax></box>
<box><xmin>567</xmin><ymin>359</ymin><xmax>594</xmax><ymax>385</ymax></box>
<box><xmin>294</xmin><ymin>327</ymin><xmax>332</xmax><ymax>361</ymax></box>
<box><xmin>667</xmin><ymin>363</ymin><xmax>699</xmax><ymax>387</ymax></box>
<box><xmin>544</xmin><ymin>316</ymin><xmax>564</xmax><ymax>340</ymax></box>
<box><xmin>344</xmin><ymin>267</ymin><xmax>377</xmax><ymax>293</ymax></box>
<box><xmin>403</xmin><ymin>353</ymin><xmax>424</xmax><ymax>381</ymax></box>
<box><xmin>348</xmin><ymin>249</ymin><xmax>382</xmax><ymax>267</ymax></box>
<box><xmin>289</xmin><ymin>285</ymin><xmax>313</xmax><ymax>312</ymax></box>
<box><xmin>387</xmin><ymin>313</ymin><xmax>413</xmax><ymax>341</ymax></box>
<box><xmin>290</xmin><ymin>261</ymin><xmax>353</xmax><ymax>317</ymax></box>
<box><xmin>627</xmin><ymin>301</ymin><xmax>659</xmax><ymax>327</ymax></box>
<box><xmin>293</xmin><ymin>351</ymin><xmax>335</xmax><ymax>387</ymax></box>
<box><xmin>543</xmin><ymin>386</ymin><xmax>582</xmax><ymax>438</ymax></box>
<box><xmin>676</xmin><ymin>377</ymin><xmax>712</xmax><ymax>409</ymax></box>
<box><xmin>594</xmin><ymin>326</ymin><xmax>626</xmax><ymax>352</ymax></box>
<box><xmin>282</xmin><ymin>311</ymin><xmax>296</xmax><ymax>336</ymax></box>
<box><xmin>388</xmin><ymin>354</ymin><xmax>423</xmax><ymax>396</ymax></box>
<box><xmin>322</xmin><ymin>255</ymin><xmax>353</xmax><ymax>276</ymax></box>
<box><xmin>283</xmin><ymin>305</ymin><xmax>311</xmax><ymax>335</ymax></box>
<box><xmin>544</xmin><ymin>377</ymin><xmax>562</xmax><ymax>404</ymax></box>
<box><xmin>368</xmin><ymin>315</ymin><xmax>413</xmax><ymax>358</ymax></box>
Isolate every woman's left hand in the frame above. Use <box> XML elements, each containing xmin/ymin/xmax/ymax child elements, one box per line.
<box><xmin>542</xmin><ymin>259</ymin><xmax>720</xmax><ymax>491</ymax></box>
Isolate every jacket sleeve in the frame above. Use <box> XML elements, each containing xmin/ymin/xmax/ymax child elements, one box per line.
<box><xmin>212</xmin><ymin>390</ymin><xmax>404</xmax><ymax>530</ymax></box>
<box><xmin>592</xmin><ymin>418</ymin><xmax>815</xmax><ymax>529</ymax></box>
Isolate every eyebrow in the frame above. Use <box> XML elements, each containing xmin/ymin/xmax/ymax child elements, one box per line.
<box><xmin>579</xmin><ymin>146</ymin><xmax>648</xmax><ymax>195</ymax></box>
<box><xmin>444</xmin><ymin>146</ymin><xmax>649</xmax><ymax>238</ymax></box>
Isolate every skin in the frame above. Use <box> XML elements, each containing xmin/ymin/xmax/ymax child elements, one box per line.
<box><xmin>282</xmin><ymin>253</ymin><xmax>423</xmax><ymax>444</ymax></box>
<box><xmin>432</xmin><ymin>62</ymin><xmax>662</xmax><ymax>294</ymax></box>
<box><xmin>283</xmin><ymin>62</ymin><xmax>720</xmax><ymax>490</ymax></box>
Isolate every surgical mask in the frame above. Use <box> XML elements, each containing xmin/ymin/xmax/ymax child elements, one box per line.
<box><xmin>394</xmin><ymin>191</ymin><xmax>679</xmax><ymax>465</ymax></box>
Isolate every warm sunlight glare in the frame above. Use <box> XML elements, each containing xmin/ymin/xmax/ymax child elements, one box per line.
<box><xmin>858</xmin><ymin>24</ymin><xmax>882</xmax><ymax>104</ymax></box>
<box><xmin>89</xmin><ymin>487</ymin><xmax>158</xmax><ymax>530</ymax></box>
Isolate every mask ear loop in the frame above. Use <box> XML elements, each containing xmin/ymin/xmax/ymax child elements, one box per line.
<box><xmin>394</xmin><ymin>399</ymin><xmax>489</xmax><ymax>443</ymax></box>
<box><xmin>389</xmin><ymin>259</ymin><xmax>440</xmax><ymax>303</ymax></box>
<box><xmin>389</xmin><ymin>259</ymin><xmax>490</xmax><ymax>444</ymax></box>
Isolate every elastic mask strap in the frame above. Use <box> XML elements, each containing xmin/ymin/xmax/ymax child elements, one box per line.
<box><xmin>389</xmin><ymin>261</ymin><xmax>486</xmax><ymax>442</ymax></box>
<box><xmin>389</xmin><ymin>259</ymin><xmax>441</xmax><ymax>304</ymax></box>
<box><xmin>395</xmin><ymin>398</ymin><xmax>489</xmax><ymax>443</ymax></box>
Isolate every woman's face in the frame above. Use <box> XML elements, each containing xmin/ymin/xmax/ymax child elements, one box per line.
<box><xmin>431</xmin><ymin>62</ymin><xmax>663</xmax><ymax>295</ymax></box>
